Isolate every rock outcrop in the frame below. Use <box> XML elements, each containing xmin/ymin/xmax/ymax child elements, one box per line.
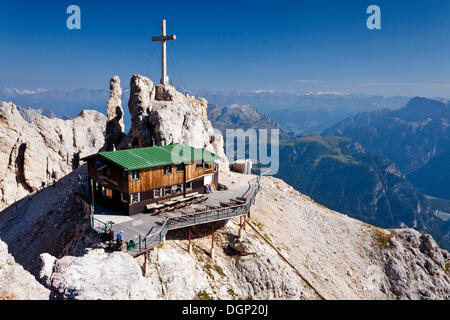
<box><xmin>104</xmin><ymin>76</ymin><xmax>125</xmax><ymax>151</ymax></box>
<box><xmin>119</xmin><ymin>74</ymin><xmax>227</xmax><ymax>169</ymax></box>
<box><xmin>0</xmin><ymin>165</ymin><xmax>100</xmax><ymax>277</ymax></box>
<box><xmin>40</xmin><ymin>220</ymin><xmax>315</xmax><ymax>300</ymax></box>
<box><xmin>248</xmin><ymin>174</ymin><xmax>450</xmax><ymax>300</ymax></box>
<box><xmin>0</xmin><ymin>240</ymin><xmax>49</xmax><ymax>300</ymax></box>
<box><xmin>39</xmin><ymin>249</ymin><xmax>158</xmax><ymax>300</ymax></box>
<box><xmin>380</xmin><ymin>229</ymin><xmax>450</xmax><ymax>299</ymax></box>
<box><xmin>0</xmin><ymin>101</ymin><xmax>106</xmax><ymax>210</ymax></box>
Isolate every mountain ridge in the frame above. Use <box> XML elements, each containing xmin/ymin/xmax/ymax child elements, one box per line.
<box><xmin>323</xmin><ymin>96</ymin><xmax>450</xmax><ymax>200</ymax></box>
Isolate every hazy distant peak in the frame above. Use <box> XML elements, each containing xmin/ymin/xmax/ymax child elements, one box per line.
<box><xmin>253</xmin><ymin>89</ymin><xmax>275</xmax><ymax>94</ymax></box>
<box><xmin>2</xmin><ymin>87</ymin><xmax>49</xmax><ymax>95</ymax></box>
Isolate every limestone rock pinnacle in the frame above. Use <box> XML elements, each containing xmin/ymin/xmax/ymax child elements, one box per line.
<box><xmin>119</xmin><ymin>74</ymin><xmax>227</xmax><ymax>169</ymax></box>
<box><xmin>105</xmin><ymin>76</ymin><xmax>125</xmax><ymax>151</ymax></box>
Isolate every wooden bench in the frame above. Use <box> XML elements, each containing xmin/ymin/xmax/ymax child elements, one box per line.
<box><xmin>230</xmin><ymin>199</ymin><xmax>246</xmax><ymax>205</ymax></box>
<box><xmin>146</xmin><ymin>203</ymin><xmax>165</xmax><ymax>209</ymax></box>
<box><xmin>185</xmin><ymin>192</ymin><xmax>199</xmax><ymax>199</ymax></box>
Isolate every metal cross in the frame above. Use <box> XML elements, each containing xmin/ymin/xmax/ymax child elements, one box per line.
<box><xmin>152</xmin><ymin>19</ymin><xmax>176</xmax><ymax>85</ymax></box>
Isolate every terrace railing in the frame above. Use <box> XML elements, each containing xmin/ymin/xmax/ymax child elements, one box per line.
<box><xmin>86</xmin><ymin>175</ymin><xmax>262</xmax><ymax>256</ymax></box>
<box><xmin>125</xmin><ymin>219</ymin><xmax>170</xmax><ymax>254</ymax></box>
<box><xmin>127</xmin><ymin>175</ymin><xmax>261</xmax><ymax>256</ymax></box>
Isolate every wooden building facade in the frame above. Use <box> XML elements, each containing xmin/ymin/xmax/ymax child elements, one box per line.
<box><xmin>82</xmin><ymin>144</ymin><xmax>220</xmax><ymax>215</ymax></box>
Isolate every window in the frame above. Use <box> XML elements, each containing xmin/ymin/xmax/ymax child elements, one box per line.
<box><xmin>204</xmin><ymin>162</ymin><xmax>212</xmax><ymax>170</ymax></box>
<box><xmin>121</xmin><ymin>193</ymin><xmax>129</xmax><ymax>203</ymax></box>
<box><xmin>177</xmin><ymin>164</ymin><xmax>184</xmax><ymax>172</ymax></box>
<box><xmin>130</xmin><ymin>193</ymin><xmax>140</xmax><ymax>204</ymax></box>
<box><xmin>196</xmin><ymin>161</ymin><xmax>203</xmax><ymax>170</ymax></box>
<box><xmin>130</xmin><ymin>170</ymin><xmax>140</xmax><ymax>181</ymax></box>
<box><xmin>154</xmin><ymin>188</ymin><xmax>162</xmax><ymax>198</ymax></box>
<box><xmin>104</xmin><ymin>167</ymin><xmax>111</xmax><ymax>177</ymax></box>
<box><xmin>185</xmin><ymin>182</ymin><xmax>192</xmax><ymax>191</ymax></box>
<box><xmin>105</xmin><ymin>188</ymin><xmax>113</xmax><ymax>198</ymax></box>
<box><xmin>164</xmin><ymin>186</ymin><xmax>172</xmax><ymax>195</ymax></box>
<box><xmin>164</xmin><ymin>165</ymin><xmax>172</xmax><ymax>175</ymax></box>
<box><xmin>214</xmin><ymin>163</ymin><xmax>218</xmax><ymax>172</ymax></box>
<box><xmin>176</xmin><ymin>184</ymin><xmax>183</xmax><ymax>193</ymax></box>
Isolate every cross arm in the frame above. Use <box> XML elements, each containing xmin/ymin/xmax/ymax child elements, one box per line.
<box><xmin>152</xmin><ymin>35</ymin><xmax>176</xmax><ymax>41</ymax></box>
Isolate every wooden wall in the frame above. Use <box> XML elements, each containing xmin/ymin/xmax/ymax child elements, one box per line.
<box><xmin>128</xmin><ymin>163</ymin><xmax>215</xmax><ymax>194</ymax></box>
<box><xmin>87</xmin><ymin>157</ymin><xmax>128</xmax><ymax>193</ymax></box>
<box><xmin>87</xmin><ymin>155</ymin><xmax>217</xmax><ymax>195</ymax></box>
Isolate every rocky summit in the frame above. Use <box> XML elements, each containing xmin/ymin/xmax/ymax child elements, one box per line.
<box><xmin>0</xmin><ymin>75</ymin><xmax>449</xmax><ymax>300</ymax></box>
<box><xmin>115</xmin><ymin>74</ymin><xmax>227</xmax><ymax>169</ymax></box>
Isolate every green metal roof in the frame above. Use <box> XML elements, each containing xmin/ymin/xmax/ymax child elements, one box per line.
<box><xmin>98</xmin><ymin>143</ymin><xmax>221</xmax><ymax>171</ymax></box>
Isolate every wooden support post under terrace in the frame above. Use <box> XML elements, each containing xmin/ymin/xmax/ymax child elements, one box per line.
<box><xmin>188</xmin><ymin>226</ymin><xmax>192</xmax><ymax>254</ymax></box>
<box><xmin>210</xmin><ymin>224</ymin><xmax>215</xmax><ymax>259</ymax></box>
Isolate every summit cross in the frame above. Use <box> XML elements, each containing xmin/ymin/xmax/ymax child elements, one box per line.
<box><xmin>152</xmin><ymin>19</ymin><xmax>176</xmax><ymax>86</ymax></box>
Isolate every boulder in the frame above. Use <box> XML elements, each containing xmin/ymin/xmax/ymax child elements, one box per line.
<box><xmin>229</xmin><ymin>238</ymin><xmax>255</xmax><ymax>256</ymax></box>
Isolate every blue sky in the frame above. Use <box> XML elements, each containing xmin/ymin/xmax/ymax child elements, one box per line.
<box><xmin>1</xmin><ymin>0</ymin><xmax>450</xmax><ymax>96</ymax></box>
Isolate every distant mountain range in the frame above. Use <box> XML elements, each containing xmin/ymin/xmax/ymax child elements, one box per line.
<box><xmin>0</xmin><ymin>86</ymin><xmax>113</xmax><ymax>117</ymax></box>
<box><xmin>190</xmin><ymin>90</ymin><xmax>410</xmax><ymax>134</ymax></box>
<box><xmin>207</xmin><ymin>103</ymin><xmax>285</xmax><ymax>135</ymax></box>
<box><xmin>324</xmin><ymin>97</ymin><xmax>450</xmax><ymax>201</ymax></box>
<box><xmin>1</xmin><ymin>86</ymin><xmax>411</xmax><ymax>135</ymax></box>
<box><xmin>207</xmin><ymin>101</ymin><xmax>450</xmax><ymax>250</ymax></box>
<box><xmin>276</xmin><ymin>136</ymin><xmax>433</xmax><ymax>226</ymax></box>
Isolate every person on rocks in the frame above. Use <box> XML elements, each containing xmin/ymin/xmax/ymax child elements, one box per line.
<box><xmin>116</xmin><ymin>231</ymin><xmax>124</xmax><ymax>251</ymax></box>
<box><xmin>107</xmin><ymin>228</ymin><xmax>115</xmax><ymax>249</ymax></box>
